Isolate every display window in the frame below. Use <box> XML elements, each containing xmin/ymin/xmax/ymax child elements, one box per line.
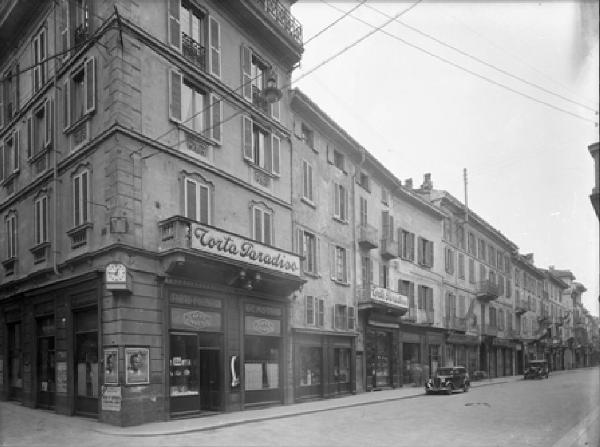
<box><xmin>366</xmin><ymin>328</ymin><xmax>391</xmax><ymax>389</ymax></box>
<box><xmin>37</xmin><ymin>316</ymin><xmax>56</xmax><ymax>409</ymax></box>
<box><xmin>74</xmin><ymin>308</ymin><xmax>99</xmax><ymax>415</ymax></box>
<box><xmin>8</xmin><ymin>322</ymin><xmax>22</xmax><ymax>391</ymax></box>
<box><xmin>170</xmin><ymin>334</ymin><xmax>200</xmax><ymax>397</ymax></box>
<box><xmin>298</xmin><ymin>346</ymin><xmax>321</xmax><ymax>388</ymax></box>
<box><xmin>333</xmin><ymin>348</ymin><xmax>351</xmax><ymax>384</ymax></box>
<box><xmin>402</xmin><ymin>342</ymin><xmax>421</xmax><ymax>385</ymax></box>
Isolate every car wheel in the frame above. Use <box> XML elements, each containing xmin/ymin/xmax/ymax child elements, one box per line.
<box><xmin>446</xmin><ymin>384</ymin><xmax>453</xmax><ymax>395</ymax></box>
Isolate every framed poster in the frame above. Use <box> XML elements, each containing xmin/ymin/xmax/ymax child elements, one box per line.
<box><xmin>125</xmin><ymin>347</ymin><xmax>149</xmax><ymax>385</ymax></box>
<box><xmin>104</xmin><ymin>348</ymin><xmax>119</xmax><ymax>384</ymax></box>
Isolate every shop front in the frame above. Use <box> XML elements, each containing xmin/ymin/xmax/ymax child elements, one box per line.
<box><xmin>446</xmin><ymin>333</ymin><xmax>480</xmax><ymax>374</ymax></box>
<box><xmin>158</xmin><ymin>220</ymin><xmax>303</xmax><ymax>417</ymax></box>
<box><xmin>492</xmin><ymin>339</ymin><xmax>514</xmax><ymax>377</ymax></box>
<box><xmin>359</xmin><ymin>285</ymin><xmax>408</xmax><ymax>391</ymax></box>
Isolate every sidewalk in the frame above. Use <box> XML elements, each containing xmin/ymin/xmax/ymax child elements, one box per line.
<box><xmin>96</xmin><ymin>374</ymin><xmax>522</xmax><ymax>437</ymax></box>
<box><xmin>0</xmin><ymin>374</ymin><xmax>523</xmax><ymax>439</ymax></box>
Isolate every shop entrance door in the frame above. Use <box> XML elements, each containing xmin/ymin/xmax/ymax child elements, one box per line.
<box><xmin>74</xmin><ymin>309</ymin><xmax>99</xmax><ymax>416</ymax></box>
<box><xmin>37</xmin><ymin>316</ymin><xmax>56</xmax><ymax>409</ymax></box>
<box><xmin>199</xmin><ymin>349</ymin><xmax>220</xmax><ymax>411</ymax></box>
<box><xmin>366</xmin><ymin>328</ymin><xmax>392</xmax><ymax>389</ymax></box>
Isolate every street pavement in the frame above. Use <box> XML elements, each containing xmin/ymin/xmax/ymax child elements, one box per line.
<box><xmin>0</xmin><ymin>367</ymin><xmax>598</xmax><ymax>447</ymax></box>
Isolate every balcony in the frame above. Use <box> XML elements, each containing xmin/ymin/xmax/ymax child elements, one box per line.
<box><xmin>357</xmin><ymin>284</ymin><xmax>408</xmax><ymax>316</ymax></box>
<box><xmin>380</xmin><ymin>237</ymin><xmax>398</xmax><ymax>260</ymax></box>
<box><xmin>483</xmin><ymin>325</ymin><xmax>498</xmax><ymax>336</ymax></box>
<box><xmin>254</xmin><ymin>0</ymin><xmax>303</xmax><ymax>46</ymax></box>
<box><xmin>444</xmin><ymin>316</ymin><xmax>467</xmax><ymax>331</ymax></box>
<box><xmin>158</xmin><ymin>216</ymin><xmax>192</xmax><ymax>252</ymax></box>
<box><xmin>515</xmin><ymin>299</ymin><xmax>529</xmax><ymax>315</ymax></box>
<box><xmin>182</xmin><ymin>33</ymin><xmax>206</xmax><ymax>71</ymax></box>
<box><xmin>537</xmin><ymin>312</ymin><xmax>550</xmax><ymax>325</ymax></box>
<box><xmin>401</xmin><ymin>307</ymin><xmax>417</xmax><ymax>323</ymax></box>
<box><xmin>475</xmin><ymin>280</ymin><xmax>499</xmax><ymax>302</ymax></box>
<box><xmin>357</xmin><ymin>224</ymin><xmax>378</xmax><ymax>250</ymax></box>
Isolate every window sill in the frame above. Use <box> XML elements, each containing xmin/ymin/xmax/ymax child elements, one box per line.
<box><xmin>303</xmin><ymin>271</ymin><xmax>320</xmax><ymax>279</ymax></box>
<box><xmin>67</xmin><ymin>222</ymin><xmax>93</xmax><ymax>249</ymax></box>
<box><xmin>28</xmin><ymin>146</ymin><xmax>51</xmax><ymax>164</ymax></box>
<box><xmin>1</xmin><ymin>170</ymin><xmax>19</xmax><ymax>187</ymax></box>
<box><xmin>30</xmin><ymin>242</ymin><xmax>51</xmax><ymax>264</ymax></box>
<box><xmin>332</xmin><ymin>279</ymin><xmax>350</xmax><ymax>287</ymax></box>
<box><xmin>1</xmin><ymin>257</ymin><xmax>17</xmax><ymax>275</ymax></box>
<box><xmin>179</xmin><ymin>124</ymin><xmax>220</xmax><ymax>148</ymax></box>
<box><xmin>332</xmin><ymin>216</ymin><xmax>348</xmax><ymax>225</ymax></box>
<box><xmin>64</xmin><ymin>114</ymin><xmax>92</xmax><ymax>135</ymax></box>
<box><xmin>300</xmin><ymin>197</ymin><xmax>316</xmax><ymax>208</ymax></box>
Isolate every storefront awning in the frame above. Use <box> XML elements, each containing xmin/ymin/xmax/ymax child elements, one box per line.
<box><xmin>446</xmin><ymin>334</ymin><xmax>480</xmax><ymax>346</ymax></box>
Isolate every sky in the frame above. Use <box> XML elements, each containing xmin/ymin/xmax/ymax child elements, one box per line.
<box><xmin>290</xmin><ymin>1</ymin><xmax>600</xmax><ymax>316</ymax></box>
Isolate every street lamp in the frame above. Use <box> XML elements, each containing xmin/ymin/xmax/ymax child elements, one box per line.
<box><xmin>261</xmin><ymin>70</ymin><xmax>282</xmax><ymax>104</ymax></box>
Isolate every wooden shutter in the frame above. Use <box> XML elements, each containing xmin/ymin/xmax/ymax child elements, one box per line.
<box><xmin>210</xmin><ymin>94</ymin><xmax>221</xmax><ymax>142</ymax></box>
<box><xmin>426</xmin><ymin>240</ymin><xmax>434</xmax><ymax>267</ymax></box>
<box><xmin>62</xmin><ymin>77</ymin><xmax>70</xmax><ymax>129</ymax></box>
<box><xmin>13</xmin><ymin>129</ymin><xmax>19</xmax><ymax>171</ymax></box>
<box><xmin>84</xmin><ymin>57</ymin><xmax>95</xmax><ymax>115</ymax></box>
<box><xmin>348</xmin><ymin>307</ymin><xmax>355</xmax><ymax>331</ymax></box>
<box><xmin>271</xmin><ymin>134</ymin><xmax>280</xmax><ymax>176</ymax></box>
<box><xmin>389</xmin><ymin>215</ymin><xmax>394</xmax><ymax>241</ymax></box>
<box><xmin>427</xmin><ymin>288</ymin><xmax>433</xmax><ymax>311</ymax></box>
<box><xmin>306</xmin><ymin>296</ymin><xmax>314</xmax><ymax>325</ymax></box>
<box><xmin>382</xmin><ymin>211</ymin><xmax>389</xmax><ymax>239</ymax></box>
<box><xmin>409</xmin><ymin>282</ymin><xmax>415</xmax><ymax>307</ymax></box>
<box><xmin>269</xmin><ymin>70</ymin><xmax>280</xmax><ymax>120</ymax></box>
<box><xmin>417</xmin><ymin>286</ymin><xmax>423</xmax><ymax>309</ymax></box>
<box><xmin>168</xmin><ymin>69</ymin><xmax>182</xmax><ymax>122</ymax></box>
<box><xmin>168</xmin><ymin>0</ymin><xmax>181</xmax><ymax>51</ymax></box>
<box><xmin>329</xmin><ymin>243</ymin><xmax>336</xmax><ymax>280</ymax></box>
<box><xmin>315</xmin><ymin>236</ymin><xmax>321</xmax><ymax>274</ymax></box>
<box><xmin>241</xmin><ymin>45</ymin><xmax>252</xmax><ymax>101</ymax></box>
<box><xmin>397</xmin><ymin>228</ymin><xmax>403</xmax><ymax>257</ymax></box>
<box><xmin>209</xmin><ymin>17</ymin><xmax>221</xmax><ymax>77</ymax></box>
<box><xmin>326</xmin><ymin>143</ymin><xmax>334</xmax><ymax>164</ymax></box>
<box><xmin>44</xmin><ymin>98</ymin><xmax>52</xmax><ymax>147</ymax></box>
<box><xmin>242</xmin><ymin>115</ymin><xmax>253</xmax><ymax>161</ymax></box>
<box><xmin>417</xmin><ymin>237</ymin><xmax>424</xmax><ymax>264</ymax></box>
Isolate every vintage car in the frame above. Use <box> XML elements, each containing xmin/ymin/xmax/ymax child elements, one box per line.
<box><xmin>425</xmin><ymin>366</ymin><xmax>470</xmax><ymax>395</ymax></box>
<box><xmin>524</xmin><ymin>359</ymin><xmax>549</xmax><ymax>380</ymax></box>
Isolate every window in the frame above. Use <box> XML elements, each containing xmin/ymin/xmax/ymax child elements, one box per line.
<box><xmin>361</xmin><ymin>255</ymin><xmax>373</xmax><ymax>286</ymax></box>
<box><xmin>417</xmin><ymin>237</ymin><xmax>434</xmax><ymax>268</ymax></box>
<box><xmin>2</xmin><ymin>66</ymin><xmax>19</xmax><ymax>125</ymax></box>
<box><xmin>381</xmin><ymin>187</ymin><xmax>389</xmax><ymax>205</ymax></box>
<box><xmin>333</xmin><ymin>304</ymin><xmax>354</xmax><ymax>330</ymax></box>
<box><xmin>33</xmin><ymin>27</ymin><xmax>47</xmax><ymax>93</ymax></box>
<box><xmin>468</xmin><ymin>232</ymin><xmax>476</xmax><ymax>256</ymax></box>
<box><xmin>64</xmin><ymin>57</ymin><xmax>95</xmax><ymax>128</ymax></box>
<box><xmin>72</xmin><ymin>170</ymin><xmax>89</xmax><ymax>227</ymax></box>
<box><xmin>399</xmin><ymin>280</ymin><xmax>415</xmax><ymax>308</ymax></box>
<box><xmin>489</xmin><ymin>245</ymin><xmax>496</xmax><ymax>267</ymax></box>
<box><xmin>479</xmin><ymin>264</ymin><xmax>487</xmax><ymax>282</ymax></box>
<box><xmin>515</xmin><ymin>268</ymin><xmax>520</xmax><ymax>287</ymax></box>
<box><xmin>358</xmin><ymin>171</ymin><xmax>370</xmax><ymax>191</ymax></box>
<box><xmin>504</xmin><ymin>256</ymin><xmax>510</xmax><ymax>274</ymax></box>
<box><xmin>489</xmin><ymin>307</ymin><xmax>497</xmax><ymax>328</ymax></box>
<box><xmin>381</xmin><ymin>211</ymin><xmax>394</xmax><ymax>241</ymax></box>
<box><xmin>379</xmin><ymin>263</ymin><xmax>389</xmax><ymax>288</ymax></box>
<box><xmin>1</xmin><ymin>130</ymin><xmax>20</xmax><ymax>181</ymax></box>
<box><xmin>359</xmin><ymin>196</ymin><xmax>368</xmax><ymax>226</ymax></box>
<box><xmin>305</xmin><ymin>296</ymin><xmax>324</xmax><ymax>327</ymax></box>
<box><xmin>297</xmin><ymin>229</ymin><xmax>319</xmax><ymax>275</ymax></box>
<box><xmin>5</xmin><ymin>213</ymin><xmax>17</xmax><ymax>258</ymax></box>
<box><xmin>301</xmin><ymin>124</ymin><xmax>314</xmax><ymax>149</ymax></box>
<box><xmin>497</xmin><ymin>251</ymin><xmax>503</xmax><ymax>272</ymax></box>
<box><xmin>242</xmin><ymin>116</ymin><xmax>280</xmax><ymax>175</ymax></box>
<box><xmin>399</xmin><ymin>229</ymin><xmax>415</xmax><ymax>261</ymax></box>
<box><xmin>252</xmin><ymin>206</ymin><xmax>272</xmax><ymax>245</ymax></box>
<box><xmin>29</xmin><ymin>99</ymin><xmax>53</xmax><ymax>157</ymax></box>
<box><xmin>444</xmin><ymin>247</ymin><xmax>454</xmax><ymax>274</ymax></box>
<box><xmin>330</xmin><ymin>245</ymin><xmax>348</xmax><ymax>283</ymax></box>
<box><xmin>458</xmin><ymin>295</ymin><xmax>466</xmax><ymax>317</ymax></box>
<box><xmin>489</xmin><ymin>270</ymin><xmax>496</xmax><ymax>285</ymax></box>
<box><xmin>417</xmin><ymin>285</ymin><xmax>434</xmax><ymax>311</ymax></box>
<box><xmin>169</xmin><ymin>71</ymin><xmax>222</xmax><ymax>142</ymax></box>
<box><xmin>333</xmin><ymin>183</ymin><xmax>348</xmax><ymax>221</ymax></box>
<box><xmin>498</xmin><ymin>309</ymin><xmax>505</xmax><ymax>330</ymax></box>
<box><xmin>443</xmin><ymin>218</ymin><xmax>452</xmax><ymax>242</ymax></box>
<box><xmin>328</xmin><ymin>145</ymin><xmax>345</xmax><ymax>172</ymax></box>
<box><xmin>498</xmin><ymin>275</ymin><xmax>505</xmax><ymax>296</ymax></box>
<box><xmin>446</xmin><ymin>293</ymin><xmax>457</xmax><ymax>318</ymax></box>
<box><xmin>468</xmin><ymin>258</ymin><xmax>475</xmax><ymax>284</ymax></box>
<box><xmin>184</xmin><ymin>177</ymin><xmax>210</xmax><ymax>223</ymax></box>
<box><xmin>302</xmin><ymin>160</ymin><xmax>314</xmax><ymax>202</ymax></box>
<box><xmin>241</xmin><ymin>46</ymin><xmax>280</xmax><ymax>119</ymax></box>
<box><xmin>477</xmin><ymin>238</ymin><xmax>486</xmax><ymax>260</ymax></box>
<box><xmin>34</xmin><ymin>195</ymin><xmax>48</xmax><ymax>245</ymax></box>
<box><xmin>456</xmin><ymin>224</ymin><xmax>465</xmax><ymax>250</ymax></box>
<box><xmin>458</xmin><ymin>253</ymin><xmax>465</xmax><ymax>279</ymax></box>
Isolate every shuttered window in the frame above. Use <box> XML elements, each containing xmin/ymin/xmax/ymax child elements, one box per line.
<box><xmin>184</xmin><ymin>177</ymin><xmax>210</xmax><ymax>224</ymax></box>
<box><xmin>34</xmin><ymin>195</ymin><xmax>49</xmax><ymax>245</ymax></box>
<box><xmin>208</xmin><ymin>17</ymin><xmax>220</xmax><ymax>77</ymax></box>
<box><xmin>302</xmin><ymin>160</ymin><xmax>314</xmax><ymax>202</ymax></box>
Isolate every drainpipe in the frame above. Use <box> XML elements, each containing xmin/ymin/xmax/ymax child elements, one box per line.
<box><xmin>52</xmin><ymin>1</ymin><xmax>60</xmax><ymax>276</ymax></box>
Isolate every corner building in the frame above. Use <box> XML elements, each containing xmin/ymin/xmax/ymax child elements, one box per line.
<box><xmin>0</xmin><ymin>0</ymin><xmax>305</xmax><ymax>426</ymax></box>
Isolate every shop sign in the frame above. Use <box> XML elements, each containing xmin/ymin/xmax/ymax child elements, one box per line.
<box><xmin>101</xmin><ymin>386</ymin><xmax>122</xmax><ymax>412</ymax></box>
<box><xmin>171</xmin><ymin>308</ymin><xmax>222</xmax><ymax>332</ymax></box>
<box><xmin>56</xmin><ymin>362</ymin><xmax>67</xmax><ymax>393</ymax></box>
<box><xmin>170</xmin><ymin>293</ymin><xmax>222</xmax><ymax>309</ymax></box>
<box><xmin>245</xmin><ymin>316</ymin><xmax>281</xmax><ymax>336</ymax></box>
<box><xmin>191</xmin><ymin>224</ymin><xmax>300</xmax><ymax>277</ymax></box>
<box><xmin>370</xmin><ymin>286</ymin><xmax>408</xmax><ymax>309</ymax></box>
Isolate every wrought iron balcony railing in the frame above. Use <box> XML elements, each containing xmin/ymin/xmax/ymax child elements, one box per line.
<box><xmin>254</xmin><ymin>0</ymin><xmax>303</xmax><ymax>46</ymax></box>
<box><xmin>182</xmin><ymin>33</ymin><xmax>206</xmax><ymax>71</ymax></box>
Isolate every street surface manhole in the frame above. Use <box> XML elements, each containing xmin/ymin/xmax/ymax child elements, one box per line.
<box><xmin>465</xmin><ymin>402</ymin><xmax>491</xmax><ymax>407</ymax></box>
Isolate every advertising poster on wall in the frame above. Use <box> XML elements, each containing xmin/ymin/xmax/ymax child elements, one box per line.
<box><xmin>125</xmin><ymin>347</ymin><xmax>149</xmax><ymax>385</ymax></box>
<box><xmin>56</xmin><ymin>362</ymin><xmax>67</xmax><ymax>393</ymax></box>
<box><xmin>104</xmin><ymin>348</ymin><xmax>119</xmax><ymax>384</ymax></box>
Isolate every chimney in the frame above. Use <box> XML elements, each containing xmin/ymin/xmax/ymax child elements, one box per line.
<box><xmin>405</xmin><ymin>178</ymin><xmax>413</xmax><ymax>189</ymax></box>
<box><xmin>421</xmin><ymin>173</ymin><xmax>433</xmax><ymax>191</ymax></box>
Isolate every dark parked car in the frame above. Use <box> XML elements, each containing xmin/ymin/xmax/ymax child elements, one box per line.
<box><xmin>524</xmin><ymin>359</ymin><xmax>549</xmax><ymax>380</ymax></box>
<box><xmin>425</xmin><ymin>366</ymin><xmax>470</xmax><ymax>395</ymax></box>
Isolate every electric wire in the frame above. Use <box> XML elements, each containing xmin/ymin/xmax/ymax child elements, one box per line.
<box><xmin>364</xmin><ymin>2</ymin><xmax>597</xmax><ymax>113</ymax></box>
<box><xmin>321</xmin><ymin>1</ymin><xmax>596</xmax><ymax>124</ymax></box>
<box><xmin>303</xmin><ymin>0</ymin><xmax>368</xmax><ymax>45</ymax></box>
